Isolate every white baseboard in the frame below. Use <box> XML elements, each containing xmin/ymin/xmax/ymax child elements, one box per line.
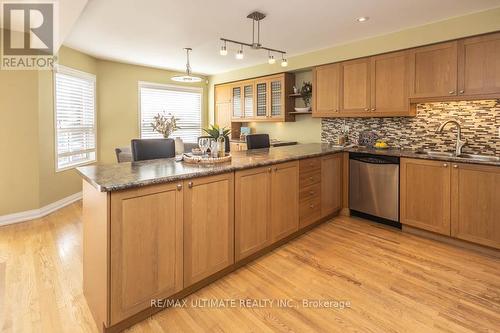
<box><xmin>0</xmin><ymin>192</ymin><xmax>82</xmax><ymax>227</ymax></box>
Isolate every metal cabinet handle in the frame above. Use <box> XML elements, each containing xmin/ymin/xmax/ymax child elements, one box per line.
<box><xmin>453</xmin><ymin>165</ymin><xmax>458</xmax><ymax>168</ymax></box>
<box><xmin>309</xmin><ymin>191</ymin><xmax>315</xmax><ymax>195</ymax></box>
<box><xmin>188</xmin><ymin>181</ymin><xmax>194</xmax><ymax>188</ymax></box>
<box><xmin>364</xmin><ymin>108</ymin><xmax>369</xmax><ymax>111</ymax></box>
<box><xmin>176</xmin><ymin>184</ymin><xmax>183</xmax><ymax>191</ymax></box>
<box><xmin>274</xmin><ymin>167</ymin><xmax>278</xmax><ymax>172</ymax></box>
<box><xmin>371</xmin><ymin>108</ymin><xmax>376</xmax><ymax>111</ymax></box>
<box><xmin>459</xmin><ymin>90</ymin><xmax>464</xmax><ymax>94</ymax></box>
<box><xmin>268</xmin><ymin>167</ymin><xmax>272</xmax><ymax>173</ymax></box>
<box><xmin>443</xmin><ymin>163</ymin><xmax>448</xmax><ymax>167</ymax></box>
<box><xmin>309</xmin><ymin>204</ymin><xmax>315</xmax><ymax>209</ymax></box>
<box><xmin>448</xmin><ymin>90</ymin><xmax>455</xmax><ymax>95</ymax></box>
<box><xmin>309</xmin><ymin>177</ymin><xmax>314</xmax><ymax>181</ymax></box>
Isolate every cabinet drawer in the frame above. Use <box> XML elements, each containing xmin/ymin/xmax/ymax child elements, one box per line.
<box><xmin>299</xmin><ymin>157</ymin><xmax>321</xmax><ymax>173</ymax></box>
<box><xmin>299</xmin><ymin>183</ymin><xmax>321</xmax><ymax>203</ymax></box>
<box><xmin>299</xmin><ymin>196</ymin><xmax>321</xmax><ymax>227</ymax></box>
<box><xmin>299</xmin><ymin>169</ymin><xmax>321</xmax><ymax>187</ymax></box>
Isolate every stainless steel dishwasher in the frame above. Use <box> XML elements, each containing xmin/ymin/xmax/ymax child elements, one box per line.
<box><xmin>349</xmin><ymin>153</ymin><xmax>400</xmax><ymax>227</ymax></box>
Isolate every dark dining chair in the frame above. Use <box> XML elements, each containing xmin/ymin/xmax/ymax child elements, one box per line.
<box><xmin>131</xmin><ymin>139</ymin><xmax>175</xmax><ymax>161</ymax></box>
<box><xmin>246</xmin><ymin>134</ymin><xmax>270</xmax><ymax>149</ymax></box>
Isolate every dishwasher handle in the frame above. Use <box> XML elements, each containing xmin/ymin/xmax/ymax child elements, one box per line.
<box><xmin>350</xmin><ymin>156</ymin><xmax>398</xmax><ymax>165</ymax></box>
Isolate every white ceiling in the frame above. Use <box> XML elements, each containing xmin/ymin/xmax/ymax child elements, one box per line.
<box><xmin>63</xmin><ymin>0</ymin><xmax>500</xmax><ymax>75</ymax></box>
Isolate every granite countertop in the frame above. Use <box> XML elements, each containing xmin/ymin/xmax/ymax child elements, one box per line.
<box><xmin>77</xmin><ymin>143</ymin><xmax>343</xmax><ymax>192</ymax></box>
<box><xmin>77</xmin><ymin>143</ymin><xmax>499</xmax><ymax>192</ymax></box>
<box><xmin>230</xmin><ymin>139</ymin><xmax>298</xmax><ymax>147</ymax></box>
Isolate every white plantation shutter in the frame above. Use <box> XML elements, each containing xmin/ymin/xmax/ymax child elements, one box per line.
<box><xmin>139</xmin><ymin>82</ymin><xmax>202</xmax><ymax>143</ymax></box>
<box><xmin>54</xmin><ymin>66</ymin><xmax>96</xmax><ymax>171</ymax></box>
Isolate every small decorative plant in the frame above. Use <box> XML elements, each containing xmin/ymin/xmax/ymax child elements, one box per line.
<box><xmin>203</xmin><ymin>124</ymin><xmax>231</xmax><ymax>139</ymax></box>
<box><xmin>300</xmin><ymin>81</ymin><xmax>312</xmax><ymax>107</ymax></box>
<box><xmin>151</xmin><ymin>112</ymin><xmax>179</xmax><ymax>138</ymax></box>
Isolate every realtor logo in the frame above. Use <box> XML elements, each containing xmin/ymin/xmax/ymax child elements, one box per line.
<box><xmin>1</xmin><ymin>1</ymin><xmax>57</xmax><ymax>70</ymax></box>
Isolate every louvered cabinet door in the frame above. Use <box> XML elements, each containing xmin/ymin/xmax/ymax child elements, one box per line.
<box><xmin>255</xmin><ymin>80</ymin><xmax>268</xmax><ymax>119</ymax></box>
<box><xmin>269</xmin><ymin>77</ymin><xmax>285</xmax><ymax>120</ymax></box>
<box><xmin>231</xmin><ymin>85</ymin><xmax>242</xmax><ymax>120</ymax></box>
<box><xmin>243</xmin><ymin>82</ymin><xmax>254</xmax><ymax>119</ymax></box>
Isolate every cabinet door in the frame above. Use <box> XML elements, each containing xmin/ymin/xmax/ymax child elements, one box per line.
<box><xmin>370</xmin><ymin>51</ymin><xmax>410</xmax><ymax>115</ymax></box>
<box><xmin>313</xmin><ymin>63</ymin><xmax>340</xmax><ymax>116</ymax></box>
<box><xmin>409</xmin><ymin>41</ymin><xmax>458</xmax><ymax>98</ymax></box>
<box><xmin>451</xmin><ymin>163</ymin><xmax>500</xmax><ymax>249</ymax></box>
<box><xmin>110</xmin><ymin>183</ymin><xmax>183</xmax><ymax>324</ymax></box>
<box><xmin>215</xmin><ymin>102</ymin><xmax>231</xmax><ymax>129</ymax></box>
<box><xmin>269</xmin><ymin>77</ymin><xmax>284</xmax><ymax>119</ymax></box>
<box><xmin>215</xmin><ymin>84</ymin><xmax>231</xmax><ymax>104</ymax></box>
<box><xmin>321</xmin><ymin>154</ymin><xmax>342</xmax><ymax>218</ymax></box>
<box><xmin>458</xmin><ymin>33</ymin><xmax>500</xmax><ymax>96</ymax></box>
<box><xmin>231</xmin><ymin>85</ymin><xmax>242</xmax><ymax>119</ymax></box>
<box><xmin>339</xmin><ymin>58</ymin><xmax>371</xmax><ymax>114</ymax></box>
<box><xmin>243</xmin><ymin>82</ymin><xmax>254</xmax><ymax>119</ymax></box>
<box><xmin>235</xmin><ymin>166</ymin><xmax>271</xmax><ymax>261</ymax></box>
<box><xmin>400</xmin><ymin>158</ymin><xmax>451</xmax><ymax>235</ymax></box>
<box><xmin>255</xmin><ymin>81</ymin><xmax>268</xmax><ymax>119</ymax></box>
<box><xmin>270</xmin><ymin>161</ymin><xmax>299</xmax><ymax>242</ymax></box>
<box><xmin>183</xmin><ymin>173</ymin><xmax>234</xmax><ymax>286</ymax></box>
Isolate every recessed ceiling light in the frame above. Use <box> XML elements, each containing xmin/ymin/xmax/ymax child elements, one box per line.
<box><xmin>356</xmin><ymin>16</ymin><xmax>369</xmax><ymax>22</ymax></box>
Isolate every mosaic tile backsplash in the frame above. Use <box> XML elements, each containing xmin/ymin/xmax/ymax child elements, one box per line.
<box><xmin>321</xmin><ymin>100</ymin><xmax>499</xmax><ymax>156</ymax></box>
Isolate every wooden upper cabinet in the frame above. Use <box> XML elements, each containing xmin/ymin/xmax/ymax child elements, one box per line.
<box><xmin>370</xmin><ymin>51</ymin><xmax>410</xmax><ymax>115</ymax></box>
<box><xmin>409</xmin><ymin>41</ymin><xmax>458</xmax><ymax>98</ymax></box>
<box><xmin>458</xmin><ymin>32</ymin><xmax>500</xmax><ymax>96</ymax></box>
<box><xmin>183</xmin><ymin>173</ymin><xmax>234</xmax><ymax>287</ymax></box>
<box><xmin>215</xmin><ymin>84</ymin><xmax>231</xmax><ymax>104</ymax></box>
<box><xmin>321</xmin><ymin>154</ymin><xmax>342</xmax><ymax>218</ymax></box>
<box><xmin>109</xmin><ymin>183</ymin><xmax>183</xmax><ymax>325</ymax></box>
<box><xmin>270</xmin><ymin>161</ymin><xmax>299</xmax><ymax>242</ymax></box>
<box><xmin>400</xmin><ymin>158</ymin><xmax>451</xmax><ymax>236</ymax></box>
<box><xmin>451</xmin><ymin>163</ymin><xmax>500</xmax><ymax>249</ymax></box>
<box><xmin>312</xmin><ymin>63</ymin><xmax>340</xmax><ymax>117</ymax></box>
<box><xmin>235</xmin><ymin>166</ymin><xmax>271</xmax><ymax>261</ymax></box>
<box><xmin>339</xmin><ymin>58</ymin><xmax>371</xmax><ymax>115</ymax></box>
<box><xmin>269</xmin><ymin>76</ymin><xmax>285</xmax><ymax>119</ymax></box>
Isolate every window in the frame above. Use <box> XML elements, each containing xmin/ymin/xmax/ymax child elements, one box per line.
<box><xmin>54</xmin><ymin>66</ymin><xmax>96</xmax><ymax>171</ymax></box>
<box><xmin>139</xmin><ymin>82</ymin><xmax>202</xmax><ymax>143</ymax></box>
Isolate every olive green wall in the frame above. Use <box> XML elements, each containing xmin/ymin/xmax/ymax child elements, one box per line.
<box><xmin>208</xmin><ymin>7</ymin><xmax>500</xmax><ymax>142</ymax></box>
<box><xmin>97</xmin><ymin>60</ymin><xmax>208</xmax><ymax>164</ymax></box>
<box><xmin>0</xmin><ymin>69</ymin><xmax>40</xmax><ymax>215</ymax></box>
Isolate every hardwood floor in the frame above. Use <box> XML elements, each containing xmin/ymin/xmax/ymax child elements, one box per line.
<box><xmin>0</xmin><ymin>202</ymin><xmax>499</xmax><ymax>333</ymax></box>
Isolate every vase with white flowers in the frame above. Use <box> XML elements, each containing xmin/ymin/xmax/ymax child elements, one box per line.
<box><xmin>151</xmin><ymin>112</ymin><xmax>179</xmax><ymax>138</ymax></box>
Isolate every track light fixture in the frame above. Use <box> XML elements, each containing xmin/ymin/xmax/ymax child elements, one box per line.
<box><xmin>219</xmin><ymin>11</ymin><xmax>287</xmax><ymax>66</ymax></box>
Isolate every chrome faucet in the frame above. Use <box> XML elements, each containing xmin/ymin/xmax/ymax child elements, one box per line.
<box><xmin>435</xmin><ymin>120</ymin><xmax>467</xmax><ymax>156</ymax></box>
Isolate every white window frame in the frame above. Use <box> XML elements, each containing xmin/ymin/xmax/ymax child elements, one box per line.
<box><xmin>53</xmin><ymin>65</ymin><xmax>97</xmax><ymax>172</ymax></box>
<box><xmin>138</xmin><ymin>81</ymin><xmax>203</xmax><ymax>142</ymax></box>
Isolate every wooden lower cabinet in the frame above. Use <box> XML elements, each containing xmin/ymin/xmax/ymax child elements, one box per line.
<box><xmin>183</xmin><ymin>173</ymin><xmax>234</xmax><ymax>287</ymax></box>
<box><xmin>321</xmin><ymin>154</ymin><xmax>342</xmax><ymax>217</ymax></box>
<box><xmin>400</xmin><ymin>158</ymin><xmax>451</xmax><ymax>235</ymax></box>
<box><xmin>109</xmin><ymin>182</ymin><xmax>183</xmax><ymax>325</ymax></box>
<box><xmin>235</xmin><ymin>166</ymin><xmax>272</xmax><ymax>260</ymax></box>
<box><xmin>451</xmin><ymin>163</ymin><xmax>500</xmax><ymax>249</ymax></box>
<box><xmin>270</xmin><ymin>161</ymin><xmax>299</xmax><ymax>242</ymax></box>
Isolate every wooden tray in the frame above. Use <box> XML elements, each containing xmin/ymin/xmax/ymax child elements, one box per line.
<box><xmin>182</xmin><ymin>153</ymin><xmax>232</xmax><ymax>164</ymax></box>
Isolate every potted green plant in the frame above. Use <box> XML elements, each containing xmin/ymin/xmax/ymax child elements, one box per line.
<box><xmin>202</xmin><ymin>124</ymin><xmax>231</xmax><ymax>152</ymax></box>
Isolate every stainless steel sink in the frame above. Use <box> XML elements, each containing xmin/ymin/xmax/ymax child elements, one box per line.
<box><xmin>415</xmin><ymin>151</ymin><xmax>455</xmax><ymax>158</ymax></box>
<box><xmin>457</xmin><ymin>154</ymin><xmax>500</xmax><ymax>162</ymax></box>
<box><xmin>415</xmin><ymin>150</ymin><xmax>499</xmax><ymax>162</ymax></box>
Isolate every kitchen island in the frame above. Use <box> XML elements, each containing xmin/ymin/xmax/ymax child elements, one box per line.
<box><xmin>77</xmin><ymin>143</ymin><xmax>346</xmax><ymax>333</ymax></box>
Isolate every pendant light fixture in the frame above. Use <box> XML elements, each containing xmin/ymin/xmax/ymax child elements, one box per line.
<box><xmin>220</xmin><ymin>11</ymin><xmax>287</xmax><ymax>67</ymax></box>
<box><xmin>171</xmin><ymin>48</ymin><xmax>202</xmax><ymax>83</ymax></box>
